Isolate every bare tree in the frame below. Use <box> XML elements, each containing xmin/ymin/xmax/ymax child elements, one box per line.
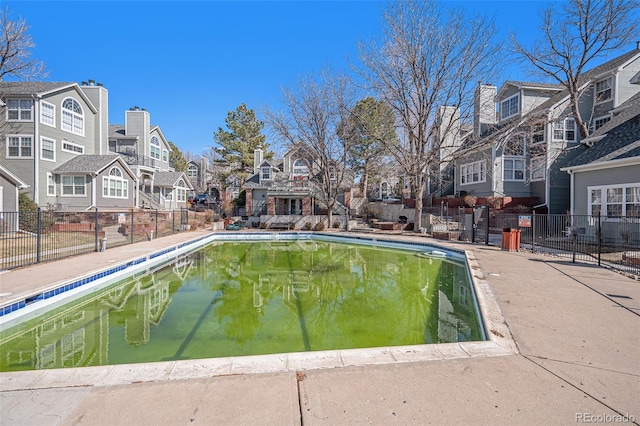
<box><xmin>0</xmin><ymin>7</ymin><xmax>47</xmax><ymax>81</ymax></box>
<box><xmin>355</xmin><ymin>0</ymin><xmax>501</xmax><ymax>230</ymax></box>
<box><xmin>266</xmin><ymin>70</ymin><xmax>353</xmax><ymax>227</ymax></box>
<box><xmin>511</xmin><ymin>0</ymin><xmax>640</xmax><ymax>139</ymax></box>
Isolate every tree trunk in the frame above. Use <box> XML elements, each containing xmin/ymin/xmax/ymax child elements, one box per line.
<box><xmin>414</xmin><ymin>184</ymin><xmax>424</xmax><ymax>231</ymax></box>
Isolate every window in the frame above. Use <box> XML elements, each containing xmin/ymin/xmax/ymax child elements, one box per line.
<box><xmin>595</xmin><ymin>78</ymin><xmax>612</xmax><ymax>103</ymax></box>
<box><xmin>41</xmin><ymin>137</ymin><xmax>56</xmax><ymax>161</ymax></box>
<box><xmin>176</xmin><ymin>179</ymin><xmax>187</xmax><ymax>202</ymax></box>
<box><xmin>532</xmin><ymin>122</ymin><xmax>545</xmax><ymax>144</ymax></box>
<box><xmin>553</xmin><ymin>117</ymin><xmax>576</xmax><ymax>141</ymax></box>
<box><xmin>47</xmin><ymin>173</ymin><xmax>56</xmax><ymax>196</ymax></box>
<box><xmin>150</xmin><ymin>137</ymin><xmax>161</xmax><ymax>160</ymax></box>
<box><xmin>293</xmin><ymin>159</ymin><xmax>309</xmax><ymax>176</ymax></box>
<box><xmin>261</xmin><ymin>166</ymin><xmax>271</xmax><ymax>180</ymax></box>
<box><xmin>62</xmin><ymin>176</ymin><xmax>85</xmax><ymax>196</ymax></box>
<box><xmin>530</xmin><ymin>156</ymin><xmax>545</xmax><ymax>181</ymax></box>
<box><xmin>162</xmin><ymin>149</ymin><xmax>168</xmax><ymax>163</ymax></box>
<box><xmin>503</xmin><ymin>156</ymin><xmax>525</xmax><ymax>181</ymax></box>
<box><xmin>6</xmin><ymin>135</ymin><xmax>33</xmax><ymax>158</ymax></box>
<box><xmin>61</xmin><ymin>98</ymin><xmax>84</xmax><ymax>135</ymax></box>
<box><xmin>7</xmin><ymin>99</ymin><xmax>32</xmax><ymax>121</ymax></box>
<box><xmin>61</xmin><ymin>141</ymin><xmax>84</xmax><ymax>154</ymax></box>
<box><xmin>102</xmin><ymin>167</ymin><xmax>129</xmax><ymax>199</ymax></box>
<box><xmin>188</xmin><ymin>164</ymin><xmax>198</xmax><ymax>178</ymax></box>
<box><xmin>589</xmin><ymin>184</ymin><xmax>640</xmax><ymax>218</ymax></box>
<box><xmin>592</xmin><ymin>115</ymin><xmax>611</xmax><ymax>131</ymax></box>
<box><xmin>40</xmin><ymin>102</ymin><xmax>55</xmax><ymax>127</ymax></box>
<box><xmin>460</xmin><ymin>160</ymin><xmax>486</xmax><ymax>185</ymax></box>
<box><xmin>500</xmin><ymin>94</ymin><xmax>519</xmax><ymax>120</ymax></box>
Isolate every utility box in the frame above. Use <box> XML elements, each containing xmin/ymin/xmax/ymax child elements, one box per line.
<box><xmin>501</xmin><ymin>228</ymin><xmax>521</xmax><ymax>252</ymax></box>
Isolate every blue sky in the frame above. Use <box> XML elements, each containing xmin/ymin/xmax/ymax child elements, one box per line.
<box><xmin>5</xmin><ymin>1</ymin><xmax>638</xmax><ymax>157</ymax></box>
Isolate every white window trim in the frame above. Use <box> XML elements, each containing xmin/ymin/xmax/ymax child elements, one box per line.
<box><xmin>261</xmin><ymin>166</ymin><xmax>271</xmax><ymax>181</ymax></box>
<box><xmin>47</xmin><ymin>173</ymin><xmax>56</xmax><ymax>196</ymax></box>
<box><xmin>6</xmin><ymin>134</ymin><xmax>34</xmax><ymax>159</ymax></box>
<box><xmin>61</xmin><ymin>141</ymin><xmax>85</xmax><ymax>155</ymax></box>
<box><xmin>162</xmin><ymin>149</ymin><xmax>168</xmax><ymax>163</ymax></box>
<box><xmin>6</xmin><ymin>99</ymin><xmax>33</xmax><ymax>122</ymax></box>
<box><xmin>530</xmin><ymin>156</ymin><xmax>545</xmax><ymax>182</ymax></box>
<box><xmin>61</xmin><ymin>98</ymin><xmax>85</xmax><ymax>136</ymax></box>
<box><xmin>40</xmin><ymin>101</ymin><xmax>56</xmax><ymax>128</ymax></box>
<box><xmin>500</xmin><ymin>94</ymin><xmax>519</xmax><ymax>121</ymax></box>
<box><xmin>40</xmin><ymin>137</ymin><xmax>56</xmax><ymax>162</ymax></box>
<box><xmin>592</xmin><ymin>114</ymin><xmax>612</xmax><ymax>132</ymax></box>
<box><xmin>552</xmin><ymin>117</ymin><xmax>576</xmax><ymax>142</ymax></box>
<box><xmin>61</xmin><ymin>175</ymin><xmax>86</xmax><ymax>197</ymax></box>
<box><xmin>502</xmin><ymin>155</ymin><xmax>525</xmax><ymax>181</ymax></box>
<box><xmin>459</xmin><ymin>160</ymin><xmax>486</xmax><ymax>186</ymax></box>
<box><xmin>588</xmin><ymin>183</ymin><xmax>640</xmax><ymax>219</ymax></box>
<box><xmin>594</xmin><ymin>77</ymin><xmax>613</xmax><ymax>105</ymax></box>
<box><xmin>102</xmin><ymin>168</ymin><xmax>129</xmax><ymax>199</ymax></box>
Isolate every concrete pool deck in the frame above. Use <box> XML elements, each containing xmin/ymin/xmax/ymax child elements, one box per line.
<box><xmin>0</xmin><ymin>229</ymin><xmax>638</xmax><ymax>425</ymax></box>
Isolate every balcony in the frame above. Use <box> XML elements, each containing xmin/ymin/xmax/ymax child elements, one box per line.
<box><xmin>112</xmin><ymin>147</ymin><xmax>160</xmax><ymax>169</ymax></box>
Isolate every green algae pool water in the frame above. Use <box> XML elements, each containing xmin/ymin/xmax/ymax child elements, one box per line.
<box><xmin>0</xmin><ymin>239</ymin><xmax>483</xmax><ymax>372</ymax></box>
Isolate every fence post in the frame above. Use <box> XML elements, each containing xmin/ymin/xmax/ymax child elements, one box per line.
<box><xmin>36</xmin><ymin>208</ymin><xmax>42</xmax><ymax>263</ymax></box>
<box><xmin>597</xmin><ymin>212</ymin><xmax>602</xmax><ymax>266</ymax></box>
<box><xmin>155</xmin><ymin>209</ymin><xmax>158</xmax><ymax>238</ymax></box>
<box><xmin>172</xmin><ymin>210</ymin><xmax>175</xmax><ymax>234</ymax></box>
<box><xmin>94</xmin><ymin>208</ymin><xmax>99</xmax><ymax>251</ymax></box>
<box><xmin>532</xmin><ymin>211</ymin><xmax>536</xmax><ymax>253</ymax></box>
<box><xmin>471</xmin><ymin>207</ymin><xmax>476</xmax><ymax>243</ymax></box>
<box><xmin>484</xmin><ymin>205</ymin><xmax>490</xmax><ymax>245</ymax></box>
<box><xmin>130</xmin><ymin>209</ymin><xmax>134</xmax><ymax>244</ymax></box>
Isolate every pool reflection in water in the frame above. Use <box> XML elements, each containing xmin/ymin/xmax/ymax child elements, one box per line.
<box><xmin>0</xmin><ymin>240</ymin><xmax>483</xmax><ymax>372</ymax></box>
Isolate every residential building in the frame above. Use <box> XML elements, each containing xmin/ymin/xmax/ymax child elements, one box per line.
<box><xmin>243</xmin><ymin>148</ymin><xmax>353</xmax><ymax>220</ymax></box>
<box><xmin>452</xmin><ymin>46</ymin><xmax>640</xmax><ymax>213</ymax></box>
<box><xmin>0</xmin><ymin>79</ymin><xmax>191</xmax><ymax>212</ymax></box>
<box><xmin>561</xmin><ymin>92</ymin><xmax>640</xmax><ymax>218</ymax></box>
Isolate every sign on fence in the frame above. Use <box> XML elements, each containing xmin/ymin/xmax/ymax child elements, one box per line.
<box><xmin>518</xmin><ymin>215</ymin><xmax>532</xmax><ymax>227</ymax></box>
<box><xmin>118</xmin><ymin>213</ymin><xmax>127</xmax><ymax>224</ymax></box>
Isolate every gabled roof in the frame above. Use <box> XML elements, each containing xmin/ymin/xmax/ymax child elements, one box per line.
<box><xmin>53</xmin><ymin>155</ymin><xmax>135</xmax><ymax>178</ymax></box>
<box><xmin>153</xmin><ymin>171</ymin><xmax>193</xmax><ymax>189</ymax></box>
<box><xmin>562</xmin><ymin>112</ymin><xmax>640</xmax><ymax>170</ymax></box>
<box><xmin>583</xmin><ymin>92</ymin><xmax>640</xmax><ymax>143</ymax></box>
<box><xmin>496</xmin><ymin>81</ymin><xmax>563</xmax><ymax>99</ymax></box>
<box><xmin>108</xmin><ymin>124</ymin><xmax>138</xmax><ymax>140</ymax></box>
<box><xmin>0</xmin><ymin>164</ymin><xmax>29</xmax><ymax>188</ymax></box>
<box><xmin>0</xmin><ymin>81</ymin><xmax>99</xmax><ymax>114</ymax></box>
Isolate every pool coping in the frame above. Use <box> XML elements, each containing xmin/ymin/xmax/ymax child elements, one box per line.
<box><xmin>0</xmin><ymin>232</ymin><xmax>517</xmax><ymax>391</ymax></box>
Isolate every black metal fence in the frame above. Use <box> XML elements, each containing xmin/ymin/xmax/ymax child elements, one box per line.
<box><xmin>492</xmin><ymin>213</ymin><xmax>640</xmax><ymax>276</ymax></box>
<box><xmin>0</xmin><ymin>208</ymin><xmax>215</xmax><ymax>271</ymax></box>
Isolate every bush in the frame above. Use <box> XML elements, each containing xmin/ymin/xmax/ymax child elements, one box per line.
<box><xmin>304</xmin><ymin>222</ymin><xmax>312</xmax><ymax>230</ymax></box>
<box><xmin>333</xmin><ymin>221</ymin><xmax>340</xmax><ymax>228</ymax></box>
<box><xmin>313</xmin><ymin>222</ymin><xmax>325</xmax><ymax>231</ymax></box>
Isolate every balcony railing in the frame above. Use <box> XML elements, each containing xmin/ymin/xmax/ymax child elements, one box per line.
<box><xmin>112</xmin><ymin>148</ymin><xmax>160</xmax><ymax>169</ymax></box>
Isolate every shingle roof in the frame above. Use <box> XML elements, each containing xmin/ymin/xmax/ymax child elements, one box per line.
<box><xmin>153</xmin><ymin>171</ymin><xmax>191</xmax><ymax>188</ymax></box>
<box><xmin>563</xmin><ymin>111</ymin><xmax>640</xmax><ymax>168</ymax></box>
<box><xmin>53</xmin><ymin>155</ymin><xmax>120</xmax><ymax>173</ymax></box>
<box><xmin>108</xmin><ymin>125</ymin><xmax>130</xmax><ymax>138</ymax></box>
<box><xmin>585</xmin><ymin>91</ymin><xmax>640</xmax><ymax>140</ymax></box>
<box><xmin>0</xmin><ymin>82</ymin><xmax>74</xmax><ymax>96</ymax></box>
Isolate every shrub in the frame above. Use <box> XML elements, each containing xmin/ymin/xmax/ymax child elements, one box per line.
<box><xmin>463</xmin><ymin>194</ymin><xmax>478</xmax><ymax>208</ymax></box>
<box><xmin>304</xmin><ymin>222</ymin><xmax>312</xmax><ymax>230</ymax></box>
<box><xmin>333</xmin><ymin>221</ymin><xmax>340</xmax><ymax>228</ymax></box>
<box><xmin>313</xmin><ymin>222</ymin><xmax>325</xmax><ymax>231</ymax></box>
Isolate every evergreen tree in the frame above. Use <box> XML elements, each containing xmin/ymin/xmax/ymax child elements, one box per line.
<box><xmin>167</xmin><ymin>141</ymin><xmax>188</xmax><ymax>172</ymax></box>
<box><xmin>213</xmin><ymin>104</ymin><xmax>270</xmax><ymax>184</ymax></box>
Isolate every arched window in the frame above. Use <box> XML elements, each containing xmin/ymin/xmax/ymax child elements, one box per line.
<box><xmin>150</xmin><ymin>136</ymin><xmax>161</xmax><ymax>160</ymax></box>
<box><xmin>61</xmin><ymin>98</ymin><xmax>84</xmax><ymax>135</ymax></box>
<box><xmin>103</xmin><ymin>166</ymin><xmax>129</xmax><ymax>199</ymax></box>
<box><xmin>188</xmin><ymin>164</ymin><xmax>198</xmax><ymax>178</ymax></box>
<box><xmin>176</xmin><ymin>179</ymin><xmax>187</xmax><ymax>202</ymax></box>
<box><xmin>292</xmin><ymin>159</ymin><xmax>309</xmax><ymax>176</ymax></box>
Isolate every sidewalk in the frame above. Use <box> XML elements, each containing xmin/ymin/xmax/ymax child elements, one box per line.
<box><xmin>0</xmin><ymin>231</ymin><xmax>638</xmax><ymax>425</ymax></box>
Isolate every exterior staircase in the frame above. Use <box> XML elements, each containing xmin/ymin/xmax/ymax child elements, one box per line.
<box><xmin>139</xmin><ymin>191</ymin><xmax>164</xmax><ymax>210</ymax></box>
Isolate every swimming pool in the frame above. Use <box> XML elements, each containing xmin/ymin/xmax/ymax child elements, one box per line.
<box><xmin>0</xmin><ymin>233</ymin><xmax>515</xmax><ymax>376</ymax></box>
